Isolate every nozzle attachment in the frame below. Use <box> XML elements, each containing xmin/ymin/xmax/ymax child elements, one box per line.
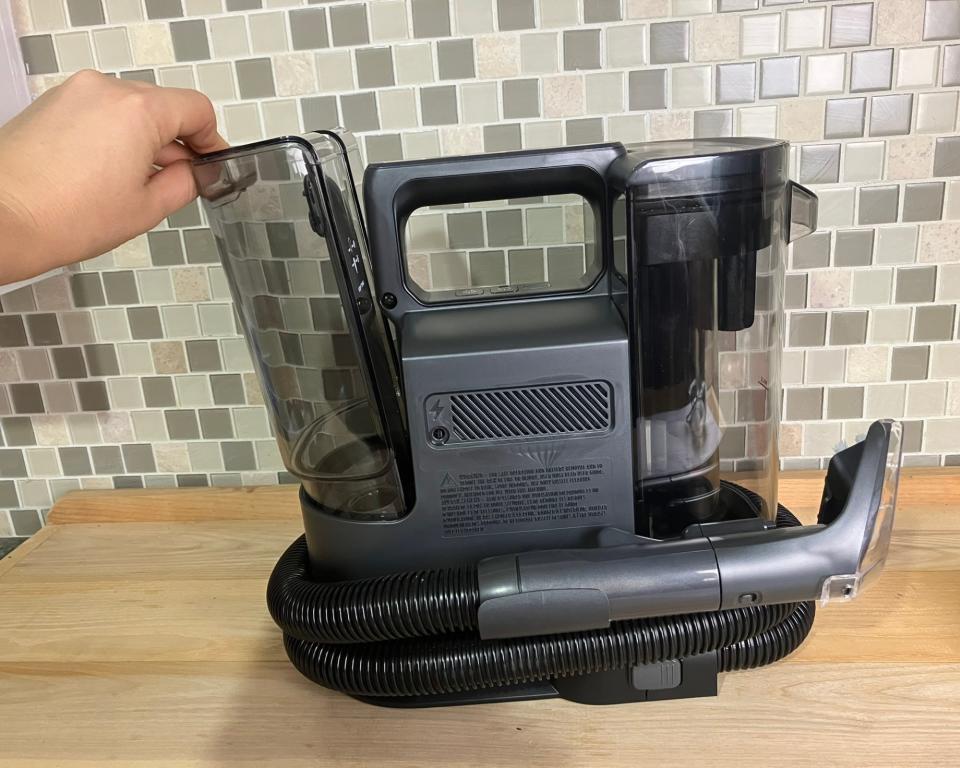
<box><xmin>477</xmin><ymin>420</ymin><xmax>902</xmax><ymax>640</ymax></box>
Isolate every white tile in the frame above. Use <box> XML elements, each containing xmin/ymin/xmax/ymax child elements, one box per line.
<box><xmin>742</xmin><ymin>13</ymin><xmax>781</xmax><ymax>56</ymax></box>
<box><xmin>672</xmin><ymin>65</ymin><xmax>711</xmax><ymax>107</ymax></box>
<box><xmin>785</xmin><ymin>7</ymin><xmax>825</xmax><ymax>50</ymax></box>
<box><xmin>875</xmin><ymin>226</ymin><xmax>918</xmax><ymax>264</ymax></box>
<box><xmin>738</xmin><ymin>105</ymin><xmax>778</xmax><ymax>137</ymax></box>
<box><xmin>54</xmin><ymin>32</ymin><xmax>95</xmax><ymax>72</ymax></box>
<box><xmin>843</xmin><ymin>141</ymin><xmax>884</xmax><ymax>181</ymax></box>
<box><xmin>870</xmin><ymin>306</ymin><xmax>912</xmax><ymax>342</ymax></box>
<box><xmin>817</xmin><ymin>187</ymin><xmax>856</xmax><ymax>227</ymax></box>
<box><xmin>917</xmin><ymin>91</ymin><xmax>958</xmax><ymax>134</ymax></box>
<box><xmin>805</xmin><ymin>53</ymin><xmax>845</xmax><ymax>95</ymax></box>
<box><xmin>896</xmin><ymin>46</ymin><xmax>939</xmax><ymax>88</ymax></box>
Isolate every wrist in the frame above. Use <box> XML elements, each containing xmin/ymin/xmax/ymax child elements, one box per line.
<box><xmin>0</xmin><ymin>178</ymin><xmax>45</xmax><ymax>285</ymax></box>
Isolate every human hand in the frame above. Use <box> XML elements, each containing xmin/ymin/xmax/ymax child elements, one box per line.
<box><xmin>0</xmin><ymin>69</ymin><xmax>229</xmax><ymax>285</ymax></box>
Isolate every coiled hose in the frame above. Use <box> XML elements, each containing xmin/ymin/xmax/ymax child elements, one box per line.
<box><xmin>267</xmin><ymin>506</ymin><xmax>815</xmax><ymax>698</ymax></box>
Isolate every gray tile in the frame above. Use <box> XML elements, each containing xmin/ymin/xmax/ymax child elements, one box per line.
<box><xmin>924</xmin><ymin>0</ymin><xmax>960</xmax><ymax>40</ymax></box>
<box><xmin>944</xmin><ymin>44</ymin><xmax>960</xmax><ymax>86</ymax></box>
<box><xmin>10</xmin><ymin>510</ymin><xmax>41</xmax><ymax>537</ymax></box>
<box><xmin>226</xmin><ymin>0</ymin><xmax>259</xmax><ymax>8</ymax></box>
<box><xmin>1</xmin><ymin>417</ymin><xmax>35</xmax><ymax>447</ymax></box>
<box><xmin>11</xmin><ymin>383</ymin><xmax>44</xmax><ymax>414</ymax></box>
<box><xmin>0</xmin><ymin>449</ymin><xmax>27</xmax><ymax>478</ymax></box>
<box><xmin>858</xmin><ymin>185</ymin><xmax>900</xmax><ymax>225</ymax></box>
<box><xmin>759</xmin><ymin>56</ymin><xmax>800</xmax><ymax>99</ymax></box>
<box><xmin>585</xmin><ymin>0</ymin><xmax>622</xmax><ymax>22</ymax></box>
<box><xmin>902</xmin><ymin>182</ymin><xmax>945</xmax><ymax>222</ymax></box>
<box><xmin>147</xmin><ymin>231</ymin><xmax>184</xmax><ymax>266</ymax></box>
<box><xmin>694</xmin><ymin>109</ymin><xmax>734</xmax><ymax>138</ymax></box>
<box><xmin>142</xmin><ymin>376</ymin><xmax>176</xmax><ymax>407</ymax></box>
<box><xmin>126</xmin><ymin>306</ymin><xmax>164</xmax><ymax>341</ymax></box>
<box><xmin>120</xmin><ymin>70</ymin><xmax>156</xmax><ymax>84</ymax></box>
<box><xmin>629</xmin><ymin>69</ymin><xmax>667</xmax><ymax>110</ymax></box>
<box><xmin>186</xmin><ymin>339</ymin><xmax>222</xmax><ymax>372</ymax></box>
<box><xmin>785</xmin><ymin>388</ymin><xmax>823</xmax><ymax>420</ymax></box>
<box><xmin>0</xmin><ymin>480</ymin><xmax>19</xmax><ymax>508</ymax></box>
<box><xmin>145</xmin><ymin>0</ymin><xmax>181</xmax><ymax>19</ymax></box>
<box><xmin>824</xmin><ymin>97</ymin><xmax>866</xmax><ymax>139</ymax></box>
<box><xmin>716</xmin><ymin>62</ymin><xmax>756</xmax><ymax>104</ymax></box>
<box><xmin>720</xmin><ymin>0</ymin><xmax>758</xmax><ymax>8</ymax></box>
<box><xmin>340</xmin><ymin>92</ymin><xmax>380</xmax><ymax>131</ymax></box>
<box><xmin>200</xmin><ymin>409</ymin><xmax>234</xmax><ymax>439</ymax></box>
<box><xmin>122</xmin><ymin>443</ymin><xmax>157</xmax><ymax>473</ymax></box>
<box><xmin>449</xmin><ymin>212</ymin><xmax>485</xmax><ymax>249</ymax></box>
<box><xmin>176</xmin><ymin>474</ymin><xmax>209</xmax><ymax>488</ymax></box>
<box><xmin>42</xmin><ymin>381</ymin><xmax>77</xmax><ymax>413</ymax></box>
<box><xmin>102</xmin><ymin>270</ymin><xmax>139</xmax><ymax>305</ymax></box>
<box><xmin>827</xmin><ymin>386</ymin><xmax>864</xmax><ymax>418</ymax></box>
<box><xmin>502</xmin><ymin>78</ymin><xmax>540</xmax><ymax>119</ymax></box>
<box><xmin>934</xmin><ymin>136</ymin><xmax>960</xmax><ymax>176</ymax></box>
<box><xmin>365</xmin><ymin>134</ymin><xmax>403</xmax><ymax>163</ymax></box>
<box><xmin>566</xmin><ymin>117</ymin><xmax>604</xmax><ymax>145</ymax></box>
<box><xmin>469</xmin><ymin>250</ymin><xmax>506</xmax><ymax>285</ymax></box>
<box><xmin>830</xmin><ymin>2</ymin><xmax>873</xmax><ymax>47</ymax></box>
<box><xmin>437</xmin><ymin>39</ymin><xmax>475</xmax><ymax>80</ymax></box>
<box><xmin>20</xmin><ymin>36</ymin><xmax>58</xmax><ymax>75</ymax></box>
<box><xmin>183</xmin><ymin>229</ymin><xmax>218</xmax><ymax>264</ymax></box>
<box><xmin>91</xmin><ymin>445</ymin><xmax>124</xmax><ymax>475</ymax></box>
<box><xmin>166</xmin><ymin>408</ymin><xmax>201</xmax><ymax>440</ymax></box>
<box><xmin>830</xmin><ymin>310</ymin><xmax>869</xmax><ymax>344</ymax></box>
<box><xmin>896</xmin><ymin>265</ymin><xmax>937</xmax><ymax>303</ymax></box>
<box><xmin>171</xmin><ymin>20</ymin><xmax>210</xmax><ymax>62</ymax></box>
<box><xmin>902</xmin><ymin>421</ymin><xmax>923</xmax><ymax>452</ymax></box>
<box><xmin>236</xmin><ymin>58</ymin><xmax>275</xmax><ymax>99</ymax></box>
<box><xmin>890</xmin><ymin>345</ymin><xmax>930</xmax><ymax>380</ymax></box>
<box><xmin>508</xmin><ymin>248</ymin><xmax>545</xmax><ymax>283</ymax></box>
<box><xmin>356</xmin><ymin>47</ymin><xmax>395</xmax><ymax>88</ymax></box>
<box><xmin>290</xmin><ymin>8</ymin><xmax>329</xmax><ymax>50</ymax></box>
<box><xmin>222</xmin><ymin>440</ymin><xmax>256</xmax><ymax>470</ymax></box>
<box><xmin>564</xmin><ymin>29</ymin><xmax>601</xmax><ymax>71</ymax></box>
<box><xmin>411</xmin><ymin>0</ymin><xmax>451</xmax><ymax>37</ymax></box>
<box><xmin>330</xmin><ymin>3</ymin><xmax>369</xmax><ymax>46</ymax></box>
<box><xmin>301</xmin><ymin>95</ymin><xmax>340</xmax><ymax>132</ymax></box>
<box><xmin>76</xmin><ymin>380</ymin><xmax>109</xmax><ymax>411</ymax></box>
<box><xmin>26</xmin><ymin>313</ymin><xmax>62</xmax><ymax>346</ymax></box>
<box><xmin>834</xmin><ymin>229</ymin><xmax>874</xmax><ymax>266</ymax></box>
<box><xmin>67</xmin><ymin>0</ymin><xmax>104</xmax><ymax>26</ymax></box>
<box><xmin>211</xmin><ymin>374</ymin><xmax>245</xmax><ymax>405</ymax></box>
<box><xmin>799</xmin><ymin>144</ymin><xmax>840</xmax><ymax>184</ymax></box>
<box><xmin>0</xmin><ymin>317</ymin><xmax>28</xmax><ymax>347</ymax></box>
<box><xmin>166</xmin><ymin>201</ymin><xmax>201</xmax><ymax>229</ymax></box>
<box><xmin>59</xmin><ymin>446</ymin><xmax>92</xmax><ymax>476</ymax></box>
<box><xmin>487</xmin><ymin>210</ymin><xmax>524</xmax><ymax>247</ymax></box>
<box><xmin>784</xmin><ymin>273</ymin><xmax>808</xmax><ymax>308</ymax></box>
<box><xmin>52</xmin><ymin>347</ymin><xmax>88</xmax><ymax>379</ymax></box>
<box><xmin>649</xmin><ymin>21</ymin><xmax>690</xmax><ymax>65</ymax></box>
<box><xmin>850</xmin><ymin>48</ymin><xmax>893</xmax><ymax>92</ymax></box>
<box><xmin>789</xmin><ymin>312</ymin><xmax>827</xmax><ymax>346</ymax></box>
<box><xmin>914</xmin><ymin>304</ymin><xmax>956</xmax><ymax>341</ymax></box>
<box><xmin>483</xmin><ymin>123</ymin><xmax>522</xmax><ymax>152</ymax></box>
<box><xmin>83</xmin><ymin>344</ymin><xmax>120</xmax><ymax>376</ymax></box>
<box><xmin>497</xmin><ymin>0</ymin><xmax>535</xmax><ymax>30</ymax></box>
<box><xmin>70</xmin><ymin>273</ymin><xmax>105</xmax><ymax>307</ymax></box>
<box><xmin>420</xmin><ymin>85</ymin><xmax>458</xmax><ymax>125</ymax></box>
<box><xmin>869</xmin><ymin>93</ymin><xmax>913</xmax><ymax>137</ymax></box>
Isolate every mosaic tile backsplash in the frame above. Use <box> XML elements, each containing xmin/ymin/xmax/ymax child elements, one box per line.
<box><xmin>3</xmin><ymin>0</ymin><xmax>960</xmax><ymax>537</ymax></box>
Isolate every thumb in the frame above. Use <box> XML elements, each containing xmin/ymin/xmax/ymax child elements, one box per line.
<box><xmin>145</xmin><ymin>159</ymin><xmax>199</xmax><ymax>224</ymax></box>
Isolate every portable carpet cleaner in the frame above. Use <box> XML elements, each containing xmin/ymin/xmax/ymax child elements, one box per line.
<box><xmin>193</xmin><ymin>132</ymin><xmax>903</xmax><ymax>707</ymax></box>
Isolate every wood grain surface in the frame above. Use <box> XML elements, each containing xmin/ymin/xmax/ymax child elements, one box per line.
<box><xmin>1</xmin><ymin>469</ymin><xmax>958</xmax><ymax>767</ymax></box>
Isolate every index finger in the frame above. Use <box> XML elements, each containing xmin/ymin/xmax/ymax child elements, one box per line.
<box><xmin>145</xmin><ymin>85</ymin><xmax>230</xmax><ymax>157</ymax></box>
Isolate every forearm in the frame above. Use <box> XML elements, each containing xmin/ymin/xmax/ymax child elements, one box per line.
<box><xmin>0</xmin><ymin>182</ymin><xmax>51</xmax><ymax>285</ymax></box>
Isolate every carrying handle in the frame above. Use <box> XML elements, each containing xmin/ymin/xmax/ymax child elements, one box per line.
<box><xmin>362</xmin><ymin>144</ymin><xmax>625</xmax><ymax>321</ymax></box>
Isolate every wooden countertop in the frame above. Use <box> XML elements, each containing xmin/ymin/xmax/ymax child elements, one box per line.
<box><xmin>1</xmin><ymin>469</ymin><xmax>959</xmax><ymax>767</ymax></box>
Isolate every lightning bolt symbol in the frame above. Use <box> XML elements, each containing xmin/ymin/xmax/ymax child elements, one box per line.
<box><xmin>429</xmin><ymin>401</ymin><xmax>444</xmax><ymax>421</ymax></box>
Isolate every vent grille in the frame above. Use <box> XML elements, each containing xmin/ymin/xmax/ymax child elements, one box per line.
<box><xmin>449</xmin><ymin>381</ymin><xmax>612</xmax><ymax>443</ymax></box>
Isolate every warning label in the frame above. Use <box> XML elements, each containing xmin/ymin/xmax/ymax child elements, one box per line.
<box><xmin>439</xmin><ymin>461</ymin><xmax>610</xmax><ymax>538</ymax></box>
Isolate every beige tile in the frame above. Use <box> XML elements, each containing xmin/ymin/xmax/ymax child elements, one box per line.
<box><xmin>542</xmin><ymin>75</ymin><xmax>585</xmax><ymax>118</ymax></box>
<box><xmin>939</xmin><ymin>264</ymin><xmax>960</xmax><ymax>300</ymax></box>
<box><xmin>540</xmin><ymin>0</ymin><xmax>579</xmax><ymax>26</ymax></box>
<box><xmin>779</xmin><ymin>423</ymin><xmax>802</xmax><ymax>456</ymax></box>
<box><xmin>370</xmin><ymin>0</ymin><xmax>409</xmax><ymax>41</ymax></box>
<box><xmin>521</xmin><ymin>32</ymin><xmax>559</xmax><ymax>74</ymax></box>
<box><xmin>380</xmin><ymin>87</ymin><xmax>421</xmax><ymax>128</ymax></box>
<box><xmin>612</xmin><ymin>113</ymin><xmax>650</xmax><ymax>141</ymax></box>
<box><xmin>155</xmin><ymin>442</ymin><xmax>191</xmax><ymax>473</ymax></box>
<box><xmin>98</xmin><ymin>411</ymin><xmax>134</xmax><ymax>443</ymax></box>
<box><xmin>816</xmin><ymin>187</ymin><xmax>855</xmax><ymax>227</ymax></box>
<box><xmin>906</xmin><ymin>381</ymin><xmax>947</xmax><ymax>417</ymax></box>
<box><xmin>803</xmin><ymin>422</ymin><xmax>842</xmax><ymax>456</ymax></box>
<box><xmin>870</xmin><ymin>306</ymin><xmax>913</xmax><ymax>342</ymax></box>
<box><xmin>158</xmin><ymin>65</ymin><xmax>195</xmax><ymax>89</ymax></box>
<box><xmin>864</xmin><ymin>383</ymin><xmax>905</xmax><ymax>417</ymax></box>
<box><xmin>172</xmin><ymin>267</ymin><xmax>210</xmax><ymax>303</ymax></box>
<box><xmin>916</xmin><ymin>92</ymin><xmax>958</xmax><ymax>134</ymax></box>
<box><xmin>875</xmin><ymin>0</ymin><xmax>925</xmax><ymax>45</ymax></box>
<box><xmin>948</xmin><ymin>382</ymin><xmax>960</xmax><ymax>416</ymax></box>
<box><xmin>919</xmin><ymin>221</ymin><xmax>960</xmax><ymax>263</ymax></box>
<box><xmin>778</xmin><ymin>98</ymin><xmax>824</xmax><ymax>142</ymax></box>
<box><xmin>673</xmin><ymin>0</ymin><xmax>711</xmax><ymax>15</ymax></box>
<box><xmin>274</xmin><ymin>52</ymin><xmax>317</xmax><ymax>97</ymax></box>
<box><xmin>454</xmin><ymin>0</ymin><xmax>494</xmax><ymax>34</ymax></box>
<box><xmin>843</xmin><ymin>141</ymin><xmax>885</xmax><ymax>182</ymax></box>
<box><xmin>476</xmin><ymin>34</ymin><xmax>520</xmax><ymax>79</ymax></box>
<box><xmin>808</xmin><ymin>270</ymin><xmax>852</xmax><ymax>308</ymax></box>
<box><xmin>33</xmin><ymin>415</ymin><xmax>71</xmax><ymax>446</ymax></box>
<box><xmin>438</xmin><ymin>125</ymin><xmax>483</xmax><ymax>156</ymax></box>
<box><xmin>92</xmin><ymin>27</ymin><xmax>133</xmax><ymax>70</ymax></box>
<box><xmin>261</xmin><ymin>99</ymin><xmax>301</xmax><ymax>136</ymax></box>
<box><xmin>626</xmin><ymin>0</ymin><xmax>671</xmax><ymax>18</ymax></box>
<box><xmin>885</xmin><ymin>136</ymin><xmax>935</xmax><ymax>180</ymax></box>
<box><xmin>806</xmin><ymin>348</ymin><xmax>847</xmax><ymax>383</ymax></box>
<box><xmin>672</xmin><ymin>65</ymin><xmax>710</xmax><ymax>108</ymax></box>
<box><xmin>925</xmin><ymin>419</ymin><xmax>960</xmax><ymax>452</ymax></box>
<box><xmin>151</xmin><ymin>341</ymin><xmax>188</xmax><ymax>374</ymax></box>
<box><xmin>930</xmin><ymin>343</ymin><xmax>960</xmax><ymax>378</ymax></box>
<box><xmin>692</xmin><ymin>14</ymin><xmax>739</xmax><ymax>62</ymax></box>
<box><xmin>851</xmin><ymin>268</ymin><xmax>893</xmax><ymax>305</ymax></box>
<box><xmin>585</xmin><ymin>72</ymin><xmax>624</xmax><ymax>114</ymax></box>
<box><xmin>316</xmin><ymin>50</ymin><xmax>356</xmax><ymax>91</ymax></box>
<box><xmin>129</xmin><ymin>23</ymin><xmax>175</xmax><ymax>66</ymax></box>
<box><xmin>402</xmin><ymin>130</ymin><xmax>441</xmax><ymax>159</ymax></box>
<box><xmin>55</xmin><ymin>32</ymin><xmax>95</xmax><ymax>72</ymax></box>
<box><xmin>846</xmin><ymin>345</ymin><xmax>889</xmax><ymax>383</ymax></box>
<box><xmin>738</xmin><ymin>106</ymin><xmax>778</xmax><ymax>138</ymax></box>
<box><xmin>524</xmin><ymin>120</ymin><xmax>564</xmax><ymax>148</ymax></box>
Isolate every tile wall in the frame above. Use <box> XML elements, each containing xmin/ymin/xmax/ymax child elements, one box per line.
<box><xmin>3</xmin><ymin>0</ymin><xmax>960</xmax><ymax>537</ymax></box>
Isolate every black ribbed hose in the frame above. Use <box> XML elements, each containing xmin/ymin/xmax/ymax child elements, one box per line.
<box><xmin>267</xmin><ymin>506</ymin><xmax>816</xmax><ymax>698</ymax></box>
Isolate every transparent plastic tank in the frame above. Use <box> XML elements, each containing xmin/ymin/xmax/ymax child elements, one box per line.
<box><xmin>608</xmin><ymin>139</ymin><xmax>816</xmax><ymax>537</ymax></box>
<box><xmin>193</xmin><ymin>132</ymin><xmax>410</xmax><ymax>520</ymax></box>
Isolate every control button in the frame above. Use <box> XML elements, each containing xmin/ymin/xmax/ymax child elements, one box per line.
<box><xmin>737</xmin><ymin>593</ymin><xmax>760</xmax><ymax>605</ymax></box>
<box><xmin>489</xmin><ymin>285</ymin><xmax>519</xmax><ymax>294</ymax></box>
<box><xmin>455</xmin><ymin>288</ymin><xmax>484</xmax><ymax>297</ymax></box>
